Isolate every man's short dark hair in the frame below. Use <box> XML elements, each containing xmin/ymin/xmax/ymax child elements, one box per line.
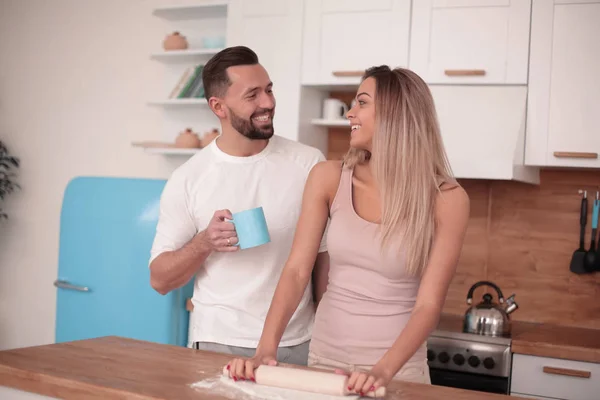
<box><xmin>202</xmin><ymin>46</ymin><xmax>259</xmax><ymax>99</ymax></box>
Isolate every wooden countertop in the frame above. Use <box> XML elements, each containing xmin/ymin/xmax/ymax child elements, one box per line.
<box><xmin>511</xmin><ymin>323</ymin><xmax>600</xmax><ymax>363</ymax></box>
<box><xmin>437</xmin><ymin>313</ymin><xmax>600</xmax><ymax>364</ymax></box>
<box><xmin>0</xmin><ymin>336</ymin><xmax>518</xmax><ymax>400</ymax></box>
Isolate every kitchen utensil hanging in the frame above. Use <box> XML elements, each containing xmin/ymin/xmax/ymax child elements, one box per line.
<box><xmin>570</xmin><ymin>190</ymin><xmax>588</xmax><ymax>274</ymax></box>
<box><xmin>583</xmin><ymin>191</ymin><xmax>599</xmax><ymax>273</ymax></box>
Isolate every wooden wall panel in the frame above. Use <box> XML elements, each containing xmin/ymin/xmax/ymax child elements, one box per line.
<box><xmin>446</xmin><ymin>170</ymin><xmax>600</xmax><ymax>329</ymax></box>
<box><xmin>484</xmin><ymin>171</ymin><xmax>600</xmax><ymax>329</ymax></box>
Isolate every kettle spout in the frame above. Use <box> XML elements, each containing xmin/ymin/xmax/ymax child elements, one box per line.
<box><xmin>505</xmin><ymin>294</ymin><xmax>519</xmax><ymax>315</ymax></box>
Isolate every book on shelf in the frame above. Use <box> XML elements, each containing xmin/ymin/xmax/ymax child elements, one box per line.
<box><xmin>169</xmin><ymin>64</ymin><xmax>205</xmax><ymax>99</ymax></box>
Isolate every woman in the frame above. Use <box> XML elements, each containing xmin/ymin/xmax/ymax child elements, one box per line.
<box><xmin>226</xmin><ymin>66</ymin><xmax>470</xmax><ymax>395</ymax></box>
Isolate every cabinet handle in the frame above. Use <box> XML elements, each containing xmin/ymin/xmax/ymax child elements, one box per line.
<box><xmin>186</xmin><ymin>298</ymin><xmax>194</xmax><ymax>312</ymax></box>
<box><xmin>543</xmin><ymin>366</ymin><xmax>591</xmax><ymax>379</ymax></box>
<box><xmin>444</xmin><ymin>69</ymin><xmax>486</xmax><ymax>76</ymax></box>
<box><xmin>332</xmin><ymin>70</ymin><xmax>364</xmax><ymax>77</ymax></box>
<box><xmin>553</xmin><ymin>151</ymin><xmax>598</xmax><ymax>159</ymax></box>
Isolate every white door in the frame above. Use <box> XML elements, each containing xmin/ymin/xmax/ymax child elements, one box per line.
<box><xmin>301</xmin><ymin>0</ymin><xmax>411</xmax><ymax>86</ymax></box>
<box><xmin>525</xmin><ymin>0</ymin><xmax>600</xmax><ymax>168</ymax></box>
<box><xmin>226</xmin><ymin>0</ymin><xmax>305</xmax><ymax>142</ymax></box>
<box><xmin>410</xmin><ymin>0</ymin><xmax>531</xmax><ymax>84</ymax></box>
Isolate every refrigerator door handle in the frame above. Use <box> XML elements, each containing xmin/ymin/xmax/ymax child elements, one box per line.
<box><xmin>54</xmin><ymin>279</ymin><xmax>90</xmax><ymax>292</ymax></box>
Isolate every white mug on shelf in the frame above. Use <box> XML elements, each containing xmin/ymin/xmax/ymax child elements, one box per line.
<box><xmin>322</xmin><ymin>98</ymin><xmax>348</xmax><ymax>120</ymax></box>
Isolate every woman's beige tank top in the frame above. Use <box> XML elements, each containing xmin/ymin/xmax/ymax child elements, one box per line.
<box><xmin>310</xmin><ymin>166</ymin><xmax>426</xmax><ymax>366</ymax></box>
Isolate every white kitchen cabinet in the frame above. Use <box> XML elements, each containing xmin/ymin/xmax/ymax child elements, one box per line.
<box><xmin>525</xmin><ymin>0</ymin><xmax>600</xmax><ymax>168</ymax></box>
<box><xmin>510</xmin><ymin>354</ymin><xmax>600</xmax><ymax>400</ymax></box>
<box><xmin>301</xmin><ymin>0</ymin><xmax>411</xmax><ymax>86</ymax></box>
<box><xmin>226</xmin><ymin>0</ymin><xmax>305</xmax><ymax>142</ymax></box>
<box><xmin>0</xmin><ymin>387</ymin><xmax>56</xmax><ymax>400</ymax></box>
<box><xmin>409</xmin><ymin>0</ymin><xmax>531</xmax><ymax>84</ymax></box>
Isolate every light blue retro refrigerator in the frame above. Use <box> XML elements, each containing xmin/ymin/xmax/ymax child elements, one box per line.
<box><xmin>54</xmin><ymin>176</ymin><xmax>194</xmax><ymax>347</ymax></box>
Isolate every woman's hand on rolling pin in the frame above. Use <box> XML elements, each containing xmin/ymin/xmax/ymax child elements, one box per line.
<box><xmin>227</xmin><ymin>353</ymin><xmax>277</xmax><ymax>382</ymax></box>
<box><xmin>335</xmin><ymin>363</ymin><xmax>392</xmax><ymax>397</ymax></box>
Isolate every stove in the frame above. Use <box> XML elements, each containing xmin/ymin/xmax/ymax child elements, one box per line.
<box><xmin>427</xmin><ymin>329</ymin><xmax>512</xmax><ymax>395</ymax></box>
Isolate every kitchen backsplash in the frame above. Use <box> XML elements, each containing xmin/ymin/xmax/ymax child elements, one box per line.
<box><xmin>446</xmin><ymin>169</ymin><xmax>600</xmax><ymax>330</ymax></box>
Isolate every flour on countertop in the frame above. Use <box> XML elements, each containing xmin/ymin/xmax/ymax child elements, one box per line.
<box><xmin>190</xmin><ymin>375</ymin><xmax>360</xmax><ymax>400</ymax></box>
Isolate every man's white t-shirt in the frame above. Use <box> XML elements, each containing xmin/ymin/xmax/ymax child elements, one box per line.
<box><xmin>150</xmin><ymin>135</ymin><xmax>327</xmax><ymax>348</ymax></box>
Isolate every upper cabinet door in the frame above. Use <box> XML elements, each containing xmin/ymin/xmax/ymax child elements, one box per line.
<box><xmin>525</xmin><ymin>0</ymin><xmax>600</xmax><ymax>168</ymax></box>
<box><xmin>226</xmin><ymin>0</ymin><xmax>305</xmax><ymax>142</ymax></box>
<box><xmin>409</xmin><ymin>0</ymin><xmax>532</xmax><ymax>84</ymax></box>
<box><xmin>301</xmin><ymin>0</ymin><xmax>411</xmax><ymax>85</ymax></box>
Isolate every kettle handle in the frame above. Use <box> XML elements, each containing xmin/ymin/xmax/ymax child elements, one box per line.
<box><xmin>466</xmin><ymin>281</ymin><xmax>505</xmax><ymax>305</ymax></box>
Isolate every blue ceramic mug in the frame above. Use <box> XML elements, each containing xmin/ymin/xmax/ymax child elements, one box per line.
<box><xmin>231</xmin><ymin>207</ymin><xmax>270</xmax><ymax>250</ymax></box>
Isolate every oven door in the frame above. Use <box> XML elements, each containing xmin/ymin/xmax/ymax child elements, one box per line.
<box><xmin>429</xmin><ymin>367</ymin><xmax>509</xmax><ymax>394</ymax></box>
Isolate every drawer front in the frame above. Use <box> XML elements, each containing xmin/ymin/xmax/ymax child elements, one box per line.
<box><xmin>511</xmin><ymin>354</ymin><xmax>600</xmax><ymax>400</ymax></box>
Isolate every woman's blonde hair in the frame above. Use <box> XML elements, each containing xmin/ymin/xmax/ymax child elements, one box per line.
<box><xmin>343</xmin><ymin>66</ymin><xmax>455</xmax><ymax>277</ymax></box>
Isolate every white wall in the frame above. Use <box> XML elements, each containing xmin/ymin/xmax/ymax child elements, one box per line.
<box><xmin>0</xmin><ymin>0</ymin><xmax>194</xmax><ymax>350</ymax></box>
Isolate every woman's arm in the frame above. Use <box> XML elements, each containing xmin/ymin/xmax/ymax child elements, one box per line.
<box><xmin>228</xmin><ymin>161</ymin><xmax>338</xmax><ymax>381</ymax></box>
<box><xmin>349</xmin><ymin>184</ymin><xmax>470</xmax><ymax>395</ymax></box>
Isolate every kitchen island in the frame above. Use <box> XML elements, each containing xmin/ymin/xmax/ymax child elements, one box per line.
<box><xmin>0</xmin><ymin>336</ymin><xmax>520</xmax><ymax>400</ymax></box>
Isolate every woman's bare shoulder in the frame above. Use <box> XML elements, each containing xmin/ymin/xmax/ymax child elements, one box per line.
<box><xmin>435</xmin><ymin>181</ymin><xmax>470</xmax><ymax>223</ymax></box>
<box><xmin>311</xmin><ymin>159</ymin><xmax>342</xmax><ymax>173</ymax></box>
<box><xmin>308</xmin><ymin>160</ymin><xmax>343</xmax><ymax>180</ymax></box>
<box><xmin>307</xmin><ymin>160</ymin><xmax>344</xmax><ymax>200</ymax></box>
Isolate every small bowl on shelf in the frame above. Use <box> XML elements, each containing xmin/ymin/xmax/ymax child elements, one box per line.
<box><xmin>175</xmin><ymin>128</ymin><xmax>202</xmax><ymax>148</ymax></box>
<box><xmin>163</xmin><ymin>32</ymin><xmax>188</xmax><ymax>51</ymax></box>
<box><xmin>202</xmin><ymin>36</ymin><xmax>225</xmax><ymax>49</ymax></box>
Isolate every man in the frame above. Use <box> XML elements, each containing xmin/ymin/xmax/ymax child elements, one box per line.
<box><xmin>149</xmin><ymin>46</ymin><xmax>329</xmax><ymax>366</ymax></box>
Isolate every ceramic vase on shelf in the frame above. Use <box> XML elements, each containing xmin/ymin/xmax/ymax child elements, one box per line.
<box><xmin>163</xmin><ymin>32</ymin><xmax>188</xmax><ymax>51</ymax></box>
<box><xmin>175</xmin><ymin>128</ymin><xmax>202</xmax><ymax>148</ymax></box>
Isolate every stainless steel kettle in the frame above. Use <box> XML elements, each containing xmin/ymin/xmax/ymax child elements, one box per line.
<box><xmin>463</xmin><ymin>281</ymin><xmax>518</xmax><ymax>337</ymax></box>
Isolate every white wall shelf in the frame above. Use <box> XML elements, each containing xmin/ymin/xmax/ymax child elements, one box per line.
<box><xmin>143</xmin><ymin>147</ymin><xmax>200</xmax><ymax>156</ymax></box>
<box><xmin>148</xmin><ymin>3</ymin><xmax>227</xmax><ymax>157</ymax></box>
<box><xmin>302</xmin><ymin>83</ymin><xmax>359</xmax><ymax>92</ymax></box>
<box><xmin>147</xmin><ymin>99</ymin><xmax>208</xmax><ymax>106</ymax></box>
<box><xmin>150</xmin><ymin>48</ymin><xmax>223</xmax><ymax>62</ymax></box>
<box><xmin>311</xmin><ymin>119</ymin><xmax>350</xmax><ymax>127</ymax></box>
<box><xmin>152</xmin><ymin>2</ymin><xmax>228</xmax><ymax>21</ymax></box>
<box><xmin>132</xmin><ymin>142</ymin><xmax>201</xmax><ymax>156</ymax></box>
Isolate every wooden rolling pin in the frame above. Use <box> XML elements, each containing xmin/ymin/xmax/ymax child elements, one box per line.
<box><xmin>222</xmin><ymin>364</ymin><xmax>386</xmax><ymax>398</ymax></box>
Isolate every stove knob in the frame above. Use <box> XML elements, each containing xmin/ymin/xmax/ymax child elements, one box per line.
<box><xmin>468</xmin><ymin>356</ymin><xmax>480</xmax><ymax>368</ymax></box>
<box><xmin>483</xmin><ymin>357</ymin><xmax>495</xmax><ymax>369</ymax></box>
<box><xmin>438</xmin><ymin>351</ymin><xmax>450</xmax><ymax>363</ymax></box>
<box><xmin>452</xmin><ymin>354</ymin><xmax>465</xmax><ymax>366</ymax></box>
<box><xmin>427</xmin><ymin>350</ymin><xmax>436</xmax><ymax>361</ymax></box>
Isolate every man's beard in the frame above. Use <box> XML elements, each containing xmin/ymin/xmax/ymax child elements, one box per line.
<box><xmin>229</xmin><ymin>107</ymin><xmax>275</xmax><ymax>140</ymax></box>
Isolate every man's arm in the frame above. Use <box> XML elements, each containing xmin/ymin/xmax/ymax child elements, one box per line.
<box><xmin>150</xmin><ymin>209</ymin><xmax>239</xmax><ymax>295</ymax></box>
<box><xmin>149</xmin><ymin>173</ymin><xmax>237</xmax><ymax>295</ymax></box>
<box><xmin>150</xmin><ymin>230</ymin><xmax>208</xmax><ymax>295</ymax></box>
